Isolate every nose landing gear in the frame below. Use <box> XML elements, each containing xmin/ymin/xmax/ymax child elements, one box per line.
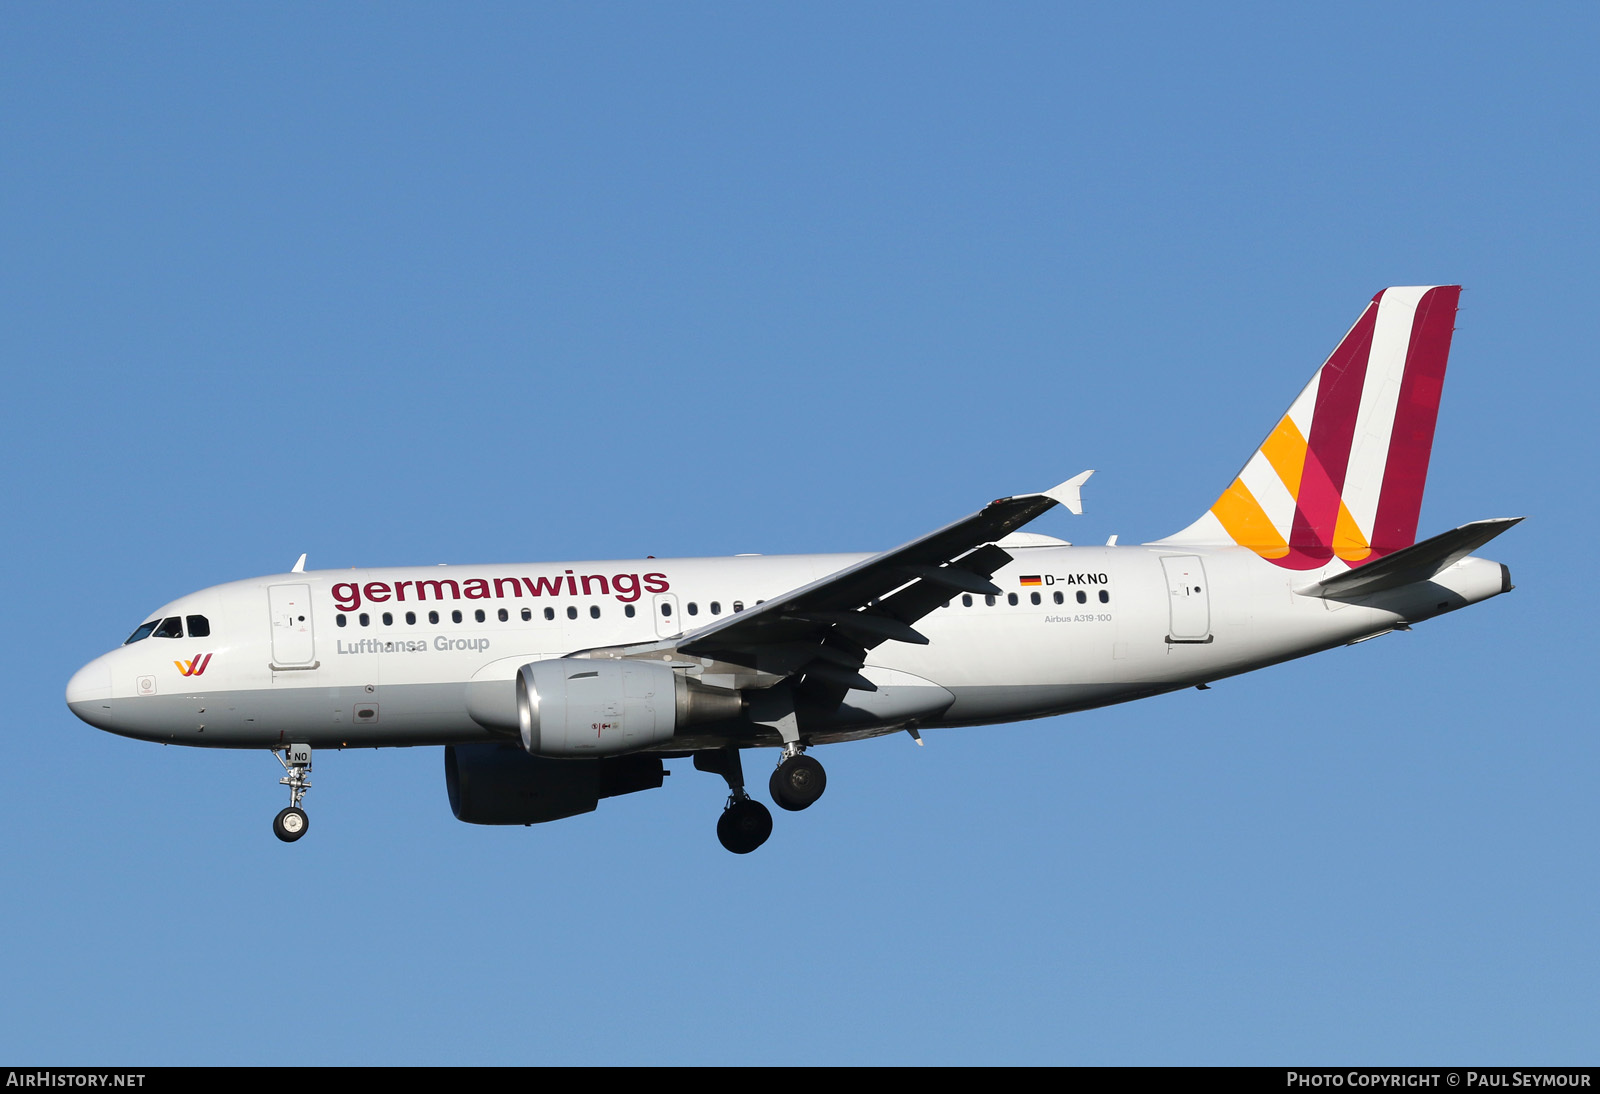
<box><xmin>272</xmin><ymin>745</ymin><xmax>312</xmax><ymax>843</ymax></box>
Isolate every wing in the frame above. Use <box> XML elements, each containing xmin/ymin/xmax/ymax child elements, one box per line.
<box><xmin>575</xmin><ymin>471</ymin><xmax>1093</xmax><ymax>706</ymax></box>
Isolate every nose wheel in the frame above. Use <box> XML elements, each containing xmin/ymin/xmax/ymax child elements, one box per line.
<box><xmin>272</xmin><ymin>745</ymin><xmax>313</xmax><ymax>843</ymax></box>
<box><xmin>273</xmin><ymin>806</ymin><xmax>309</xmax><ymax>842</ymax></box>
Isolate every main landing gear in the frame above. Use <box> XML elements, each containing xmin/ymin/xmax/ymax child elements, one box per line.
<box><xmin>272</xmin><ymin>744</ymin><xmax>312</xmax><ymax>843</ymax></box>
<box><xmin>695</xmin><ymin>744</ymin><xmax>830</xmax><ymax>853</ymax></box>
<box><xmin>695</xmin><ymin>747</ymin><xmax>772</xmax><ymax>854</ymax></box>
<box><xmin>717</xmin><ymin>798</ymin><xmax>773</xmax><ymax>855</ymax></box>
<box><xmin>769</xmin><ymin>744</ymin><xmax>826</xmax><ymax>812</ymax></box>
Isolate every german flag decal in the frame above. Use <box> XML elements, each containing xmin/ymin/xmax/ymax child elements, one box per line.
<box><xmin>1019</xmin><ymin>575</ymin><xmax>1042</xmax><ymax>587</ymax></box>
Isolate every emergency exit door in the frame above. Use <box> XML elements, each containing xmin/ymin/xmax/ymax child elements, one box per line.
<box><xmin>654</xmin><ymin>593</ymin><xmax>680</xmax><ymax>639</ymax></box>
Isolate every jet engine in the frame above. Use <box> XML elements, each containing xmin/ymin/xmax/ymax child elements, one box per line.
<box><xmin>444</xmin><ymin>743</ymin><xmax>667</xmax><ymax>825</ymax></box>
<box><xmin>516</xmin><ymin>658</ymin><xmax>743</xmax><ymax>757</ymax></box>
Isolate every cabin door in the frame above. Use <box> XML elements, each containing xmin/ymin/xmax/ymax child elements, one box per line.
<box><xmin>1160</xmin><ymin>556</ymin><xmax>1212</xmax><ymax>643</ymax></box>
<box><xmin>268</xmin><ymin>583</ymin><xmax>317</xmax><ymax>666</ymax></box>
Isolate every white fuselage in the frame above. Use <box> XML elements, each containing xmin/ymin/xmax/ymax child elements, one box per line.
<box><xmin>65</xmin><ymin>542</ymin><xmax>1509</xmax><ymax>751</ymax></box>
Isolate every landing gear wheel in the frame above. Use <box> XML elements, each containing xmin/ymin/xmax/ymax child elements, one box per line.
<box><xmin>272</xmin><ymin>746</ymin><xmax>313</xmax><ymax>843</ymax></box>
<box><xmin>770</xmin><ymin>754</ymin><xmax>826</xmax><ymax>812</ymax></box>
<box><xmin>716</xmin><ymin>798</ymin><xmax>773</xmax><ymax>854</ymax></box>
<box><xmin>273</xmin><ymin>806</ymin><xmax>309</xmax><ymax>843</ymax></box>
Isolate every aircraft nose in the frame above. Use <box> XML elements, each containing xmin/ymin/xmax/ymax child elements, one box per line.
<box><xmin>66</xmin><ymin>654</ymin><xmax>113</xmax><ymax>709</ymax></box>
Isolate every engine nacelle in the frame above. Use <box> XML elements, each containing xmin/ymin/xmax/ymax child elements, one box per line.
<box><xmin>444</xmin><ymin>743</ymin><xmax>666</xmax><ymax>825</ymax></box>
<box><xmin>516</xmin><ymin>658</ymin><xmax>742</xmax><ymax>757</ymax></box>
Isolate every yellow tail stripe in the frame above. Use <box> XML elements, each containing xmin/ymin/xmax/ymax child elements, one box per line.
<box><xmin>1260</xmin><ymin>415</ymin><xmax>1308</xmax><ymax>498</ymax></box>
<box><xmin>1212</xmin><ymin>478</ymin><xmax>1290</xmax><ymax>559</ymax></box>
<box><xmin>1332</xmin><ymin>500</ymin><xmax>1371</xmax><ymax>562</ymax></box>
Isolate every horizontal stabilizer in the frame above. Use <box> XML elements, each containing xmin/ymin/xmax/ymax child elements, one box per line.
<box><xmin>1299</xmin><ymin>517</ymin><xmax>1523</xmax><ymax>600</ymax></box>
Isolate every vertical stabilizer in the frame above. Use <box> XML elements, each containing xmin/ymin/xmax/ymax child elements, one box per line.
<box><xmin>1159</xmin><ymin>286</ymin><xmax>1461</xmax><ymax>570</ymax></box>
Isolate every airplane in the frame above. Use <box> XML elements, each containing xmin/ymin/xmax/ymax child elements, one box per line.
<box><xmin>65</xmin><ymin>285</ymin><xmax>1519</xmax><ymax>854</ymax></box>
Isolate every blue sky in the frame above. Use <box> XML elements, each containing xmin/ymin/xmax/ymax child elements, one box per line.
<box><xmin>2</xmin><ymin>4</ymin><xmax>1594</xmax><ymax>1064</ymax></box>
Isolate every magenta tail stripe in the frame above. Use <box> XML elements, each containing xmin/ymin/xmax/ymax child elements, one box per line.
<box><xmin>1370</xmin><ymin>286</ymin><xmax>1459</xmax><ymax>557</ymax></box>
<box><xmin>1286</xmin><ymin>294</ymin><xmax>1379</xmax><ymax>555</ymax></box>
<box><xmin>1280</xmin><ymin>447</ymin><xmax>1340</xmax><ymax>567</ymax></box>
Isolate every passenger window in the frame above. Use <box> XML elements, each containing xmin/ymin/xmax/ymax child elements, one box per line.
<box><xmin>1099</xmin><ymin>590</ymin><xmax>1110</xmax><ymax>604</ymax></box>
<box><xmin>153</xmin><ymin>617</ymin><xmax>184</xmax><ymax>639</ymax></box>
<box><xmin>687</xmin><ymin>602</ymin><xmax>698</xmax><ymax>616</ymax></box>
<box><xmin>1030</xmin><ymin>592</ymin><xmax>1041</xmax><ymax>605</ymax></box>
<box><xmin>498</xmin><ymin>608</ymin><xmax>508</xmax><ymax>622</ymax></box>
<box><xmin>359</xmin><ymin>613</ymin><xmax>370</xmax><ymax>627</ymax></box>
<box><xmin>710</xmin><ymin>601</ymin><xmax>721</xmax><ymax>615</ymax></box>
<box><xmin>382</xmin><ymin>612</ymin><xmax>394</xmax><ymax>626</ymax></box>
<box><xmin>1007</xmin><ymin>593</ymin><xmax>1018</xmax><ymax>606</ymax></box>
<box><xmin>985</xmin><ymin>595</ymin><xmax>995</xmax><ymax>607</ymax></box>
<box><xmin>429</xmin><ymin>611</ymin><xmax>440</xmax><ymax>624</ymax></box>
<box><xmin>1076</xmin><ymin>591</ymin><xmax>1087</xmax><ymax>604</ymax></box>
<box><xmin>625</xmin><ymin>605</ymin><xmax>636</xmax><ymax>618</ymax></box>
<box><xmin>962</xmin><ymin>595</ymin><xmax>972</xmax><ymax>608</ymax></box>
<box><xmin>335</xmin><ymin>615</ymin><xmax>347</xmax><ymax>629</ymax></box>
<box><xmin>590</xmin><ymin>605</ymin><xmax>601</xmax><ymax>619</ymax></box>
<box><xmin>406</xmin><ymin>611</ymin><xmax>416</xmax><ymax>625</ymax></box>
<box><xmin>733</xmin><ymin>601</ymin><xmax>744</xmax><ymax>613</ymax></box>
<box><xmin>521</xmin><ymin>608</ymin><xmax>532</xmax><ymax>621</ymax></box>
<box><xmin>185</xmin><ymin>615</ymin><xmax>211</xmax><ymax>638</ymax></box>
<box><xmin>1053</xmin><ymin>591</ymin><xmax>1064</xmax><ymax>605</ymax></box>
<box><xmin>566</xmin><ymin>606</ymin><xmax>577</xmax><ymax>620</ymax></box>
<box><xmin>474</xmin><ymin>609</ymin><xmax>486</xmax><ymax>623</ymax></box>
<box><xmin>452</xmin><ymin>610</ymin><xmax>463</xmax><ymax>624</ymax></box>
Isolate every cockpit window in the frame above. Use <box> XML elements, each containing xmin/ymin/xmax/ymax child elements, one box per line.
<box><xmin>152</xmin><ymin>617</ymin><xmax>184</xmax><ymax>639</ymax></box>
<box><xmin>185</xmin><ymin>615</ymin><xmax>211</xmax><ymax>638</ymax></box>
<box><xmin>124</xmin><ymin>620</ymin><xmax>161</xmax><ymax>645</ymax></box>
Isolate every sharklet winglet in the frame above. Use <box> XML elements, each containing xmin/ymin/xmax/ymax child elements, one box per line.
<box><xmin>1042</xmin><ymin>470</ymin><xmax>1094</xmax><ymax>515</ymax></box>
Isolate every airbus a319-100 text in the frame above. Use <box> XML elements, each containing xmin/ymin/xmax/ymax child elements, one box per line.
<box><xmin>66</xmin><ymin>286</ymin><xmax>1519</xmax><ymax>853</ymax></box>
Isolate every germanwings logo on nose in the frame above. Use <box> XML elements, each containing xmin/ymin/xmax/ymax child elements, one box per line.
<box><xmin>174</xmin><ymin>654</ymin><xmax>212</xmax><ymax>677</ymax></box>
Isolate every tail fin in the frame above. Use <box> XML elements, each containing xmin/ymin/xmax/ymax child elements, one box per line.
<box><xmin>1161</xmin><ymin>286</ymin><xmax>1461</xmax><ymax>570</ymax></box>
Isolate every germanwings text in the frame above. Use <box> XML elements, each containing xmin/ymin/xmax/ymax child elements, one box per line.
<box><xmin>332</xmin><ymin>571</ymin><xmax>670</xmax><ymax>613</ymax></box>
